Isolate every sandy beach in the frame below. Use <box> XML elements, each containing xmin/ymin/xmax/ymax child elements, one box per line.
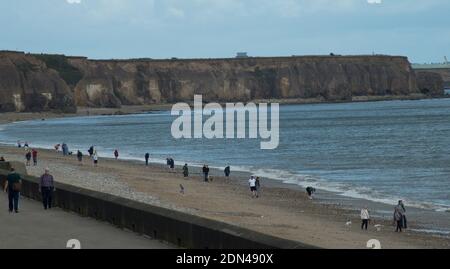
<box><xmin>1</xmin><ymin>143</ymin><xmax>449</xmax><ymax>249</ymax></box>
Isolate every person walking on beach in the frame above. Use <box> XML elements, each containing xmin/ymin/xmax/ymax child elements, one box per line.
<box><xmin>54</xmin><ymin>144</ymin><xmax>60</xmax><ymax>152</ymax></box>
<box><xmin>183</xmin><ymin>164</ymin><xmax>189</xmax><ymax>178</ymax></box>
<box><xmin>169</xmin><ymin>158</ymin><xmax>175</xmax><ymax>172</ymax></box>
<box><xmin>361</xmin><ymin>206</ymin><xmax>370</xmax><ymax>231</ymax></box>
<box><xmin>3</xmin><ymin>168</ymin><xmax>22</xmax><ymax>213</ymax></box>
<box><xmin>62</xmin><ymin>143</ymin><xmax>69</xmax><ymax>156</ymax></box>
<box><xmin>114</xmin><ymin>150</ymin><xmax>119</xmax><ymax>160</ymax></box>
<box><xmin>306</xmin><ymin>186</ymin><xmax>316</xmax><ymax>200</ymax></box>
<box><xmin>88</xmin><ymin>146</ymin><xmax>94</xmax><ymax>157</ymax></box>
<box><xmin>39</xmin><ymin>168</ymin><xmax>55</xmax><ymax>210</ymax></box>
<box><xmin>77</xmin><ymin>150</ymin><xmax>83</xmax><ymax>165</ymax></box>
<box><xmin>17</xmin><ymin>141</ymin><xmax>22</xmax><ymax>148</ymax></box>
<box><xmin>203</xmin><ymin>165</ymin><xmax>210</xmax><ymax>182</ymax></box>
<box><xmin>249</xmin><ymin>176</ymin><xmax>257</xmax><ymax>198</ymax></box>
<box><xmin>32</xmin><ymin>149</ymin><xmax>38</xmax><ymax>166</ymax></box>
<box><xmin>224</xmin><ymin>166</ymin><xmax>231</xmax><ymax>177</ymax></box>
<box><xmin>398</xmin><ymin>200</ymin><xmax>407</xmax><ymax>229</ymax></box>
<box><xmin>25</xmin><ymin>150</ymin><xmax>32</xmax><ymax>166</ymax></box>
<box><xmin>93</xmin><ymin>151</ymin><xmax>99</xmax><ymax>167</ymax></box>
<box><xmin>394</xmin><ymin>205</ymin><xmax>404</xmax><ymax>232</ymax></box>
<box><xmin>255</xmin><ymin>177</ymin><xmax>261</xmax><ymax>198</ymax></box>
<box><xmin>394</xmin><ymin>200</ymin><xmax>407</xmax><ymax>231</ymax></box>
<box><xmin>145</xmin><ymin>153</ymin><xmax>150</xmax><ymax>166</ymax></box>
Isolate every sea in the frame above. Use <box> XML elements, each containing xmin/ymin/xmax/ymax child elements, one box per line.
<box><xmin>1</xmin><ymin>98</ymin><xmax>450</xmax><ymax>219</ymax></box>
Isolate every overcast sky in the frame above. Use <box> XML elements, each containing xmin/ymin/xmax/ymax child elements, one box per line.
<box><xmin>1</xmin><ymin>0</ymin><xmax>449</xmax><ymax>63</ymax></box>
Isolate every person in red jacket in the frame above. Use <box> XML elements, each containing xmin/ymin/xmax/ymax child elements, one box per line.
<box><xmin>32</xmin><ymin>149</ymin><xmax>38</xmax><ymax>166</ymax></box>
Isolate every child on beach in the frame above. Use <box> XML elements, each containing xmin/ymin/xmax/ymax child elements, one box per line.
<box><xmin>361</xmin><ymin>206</ymin><xmax>370</xmax><ymax>230</ymax></box>
<box><xmin>249</xmin><ymin>176</ymin><xmax>257</xmax><ymax>198</ymax></box>
<box><xmin>93</xmin><ymin>151</ymin><xmax>99</xmax><ymax>167</ymax></box>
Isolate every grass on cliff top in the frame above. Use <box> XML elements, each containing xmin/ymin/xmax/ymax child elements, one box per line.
<box><xmin>33</xmin><ymin>54</ymin><xmax>83</xmax><ymax>87</ymax></box>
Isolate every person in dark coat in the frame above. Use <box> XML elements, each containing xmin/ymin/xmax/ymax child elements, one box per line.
<box><xmin>77</xmin><ymin>150</ymin><xmax>83</xmax><ymax>165</ymax></box>
<box><xmin>224</xmin><ymin>166</ymin><xmax>231</xmax><ymax>177</ymax></box>
<box><xmin>145</xmin><ymin>153</ymin><xmax>150</xmax><ymax>166</ymax></box>
<box><xmin>202</xmin><ymin>165</ymin><xmax>210</xmax><ymax>182</ymax></box>
<box><xmin>183</xmin><ymin>164</ymin><xmax>189</xmax><ymax>178</ymax></box>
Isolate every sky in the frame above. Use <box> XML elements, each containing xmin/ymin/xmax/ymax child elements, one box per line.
<box><xmin>0</xmin><ymin>0</ymin><xmax>449</xmax><ymax>63</ymax></box>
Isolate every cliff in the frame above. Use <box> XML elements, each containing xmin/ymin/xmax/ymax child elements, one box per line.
<box><xmin>414</xmin><ymin>68</ymin><xmax>450</xmax><ymax>89</ymax></box>
<box><xmin>0</xmin><ymin>51</ymin><xmax>76</xmax><ymax>112</ymax></box>
<box><xmin>0</xmin><ymin>51</ymin><xmax>445</xmax><ymax>112</ymax></box>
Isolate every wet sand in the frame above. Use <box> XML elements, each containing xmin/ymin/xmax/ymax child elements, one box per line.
<box><xmin>1</xmin><ymin>145</ymin><xmax>449</xmax><ymax>249</ymax></box>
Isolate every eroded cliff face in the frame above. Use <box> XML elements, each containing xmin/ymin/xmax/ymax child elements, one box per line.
<box><xmin>68</xmin><ymin>55</ymin><xmax>422</xmax><ymax>108</ymax></box>
<box><xmin>0</xmin><ymin>51</ymin><xmax>444</xmax><ymax>112</ymax></box>
<box><xmin>415</xmin><ymin>71</ymin><xmax>444</xmax><ymax>96</ymax></box>
<box><xmin>0</xmin><ymin>52</ymin><xmax>76</xmax><ymax>112</ymax></box>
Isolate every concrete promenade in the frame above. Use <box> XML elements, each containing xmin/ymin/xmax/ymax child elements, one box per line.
<box><xmin>0</xmin><ymin>192</ymin><xmax>173</xmax><ymax>249</ymax></box>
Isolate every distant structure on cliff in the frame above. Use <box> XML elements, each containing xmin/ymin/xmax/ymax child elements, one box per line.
<box><xmin>236</xmin><ymin>52</ymin><xmax>249</xmax><ymax>58</ymax></box>
<box><xmin>412</xmin><ymin>57</ymin><xmax>450</xmax><ymax>69</ymax></box>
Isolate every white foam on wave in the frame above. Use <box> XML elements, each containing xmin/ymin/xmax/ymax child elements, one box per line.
<box><xmin>230</xmin><ymin>166</ymin><xmax>450</xmax><ymax>212</ymax></box>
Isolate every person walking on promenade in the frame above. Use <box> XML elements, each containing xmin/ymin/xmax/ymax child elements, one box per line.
<box><xmin>25</xmin><ymin>150</ymin><xmax>32</xmax><ymax>166</ymax></box>
<box><xmin>39</xmin><ymin>168</ymin><xmax>55</xmax><ymax>210</ymax></box>
<box><xmin>203</xmin><ymin>165</ymin><xmax>210</xmax><ymax>182</ymax></box>
<box><xmin>114</xmin><ymin>149</ymin><xmax>119</xmax><ymax>160</ymax></box>
<box><xmin>77</xmin><ymin>150</ymin><xmax>83</xmax><ymax>165</ymax></box>
<box><xmin>3</xmin><ymin>168</ymin><xmax>22</xmax><ymax>213</ymax></box>
<box><xmin>224</xmin><ymin>166</ymin><xmax>231</xmax><ymax>177</ymax></box>
<box><xmin>32</xmin><ymin>149</ymin><xmax>38</xmax><ymax>166</ymax></box>
<box><xmin>183</xmin><ymin>164</ymin><xmax>189</xmax><ymax>178</ymax></box>
<box><xmin>145</xmin><ymin>153</ymin><xmax>150</xmax><ymax>166</ymax></box>
<box><xmin>249</xmin><ymin>176</ymin><xmax>258</xmax><ymax>198</ymax></box>
<box><xmin>361</xmin><ymin>206</ymin><xmax>370</xmax><ymax>231</ymax></box>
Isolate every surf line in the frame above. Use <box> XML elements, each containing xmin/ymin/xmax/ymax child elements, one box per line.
<box><xmin>171</xmin><ymin>95</ymin><xmax>280</xmax><ymax>150</ymax></box>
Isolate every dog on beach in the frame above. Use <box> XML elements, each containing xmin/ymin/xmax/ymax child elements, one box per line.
<box><xmin>180</xmin><ymin>184</ymin><xmax>185</xmax><ymax>194</ymax></box>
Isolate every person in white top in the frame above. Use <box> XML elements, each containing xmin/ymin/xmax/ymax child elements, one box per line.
<box><xmin>360</xmin><ymin>206</ymin><xmax>370</xmax><ymax>231</ymax></box>
<box><xmin>248</xmin><ymin>176</ymin><xmax>257</xmax><ymax>198</ymax></box>
<box><xmin>93</xmin><ymin>151</ymin><xmax>99</xmax><ymax>167</ymax></box>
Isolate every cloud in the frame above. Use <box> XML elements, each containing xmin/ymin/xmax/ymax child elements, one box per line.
<box><xmin>66</xmin><ymin>0</ymin><xmax>81</xmax><ymax>4</ymax></box>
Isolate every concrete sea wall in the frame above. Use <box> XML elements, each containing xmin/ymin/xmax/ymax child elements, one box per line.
<box><xmin>0</xmin><ymin>162</ymin><xmax>315</xmax><ymax>249</ymax></box>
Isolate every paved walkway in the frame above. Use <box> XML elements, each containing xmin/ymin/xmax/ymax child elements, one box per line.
<box><xmin>0</xmin><ymin>192</ymin><xmax>174</xmax><ymax>249</ymax></box>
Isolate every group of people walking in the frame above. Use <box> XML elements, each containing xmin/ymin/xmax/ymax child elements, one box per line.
<box><xmin>359</xmin><ymin>200</ymin><xmax>408</xmax><ymax>232</ymax></box>
<box><xmin>3</xmin><ymin>167</ymin><xmax>55</xmax><ymax>213</ymax></box>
